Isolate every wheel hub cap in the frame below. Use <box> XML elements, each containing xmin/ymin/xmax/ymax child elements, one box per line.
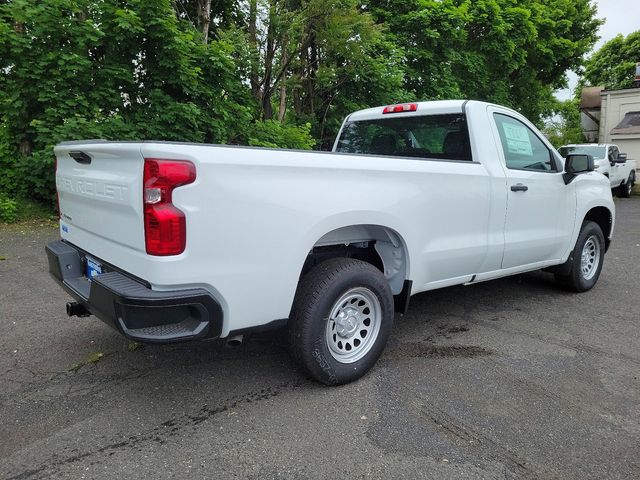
<box><xmin>335</xmin><ymin>308</ymin><xmax>360</xmax><ymax>337</ymax></box>
<box><xmin>326</xmin><ymin>287</ymin><xmax>382</xmax><ymax>364</ymax></box>
<box><xmin>580</xmin><ymin>235</ymin><xmax>601</xmax><ymax>281</ymax></box>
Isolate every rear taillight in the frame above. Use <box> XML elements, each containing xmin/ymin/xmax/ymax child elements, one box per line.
<box><xmin>55</xmin><ymin>157</ymin><xmax>60</xmax><ymax>218</ymax></box>
<box><xmin>143</xmin><ymin>159</ymin><xmax>196</xmax><ymax>256</ymax></box>
<box><xmin>382</xmin><ymin>103</ymin><xmax>418</xmax><ymax>114</ymax></box>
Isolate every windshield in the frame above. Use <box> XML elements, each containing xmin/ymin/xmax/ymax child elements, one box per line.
<box><xmin>558</xmin><ymin>145</ymin><xmax>606</xmax><ymax>159</ymax></box>
<box><xmin>335</xmin><ymin>114</ymin><xmax>472</xmax><ymax>161</ymax></box>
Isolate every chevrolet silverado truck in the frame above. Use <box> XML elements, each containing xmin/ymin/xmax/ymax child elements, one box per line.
<box><xmin>558</xmin><ymin>143</ymin><xmax>637</xmax><ymax>197</ymax></box>
<box><xmin>46</xmin><ymin>100</ymin><xmax>615</xmax><ymax>385</ymax></box>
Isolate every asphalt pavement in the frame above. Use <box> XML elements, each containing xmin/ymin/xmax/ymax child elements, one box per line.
<box><xmin>1</xmin><ymin>198</ymin><xmax>639</xmax><ymax>479</ymax></box>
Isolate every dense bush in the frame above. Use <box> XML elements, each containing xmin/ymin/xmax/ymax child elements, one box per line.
<box><xmin>0</xmin><ymin>193</ymin><xmax>18</xmax><ymax>223</ymax></box>
<box><xmin>248</xmin><ymin>121</ymin><xmax>316</xmax><ymax>150</ymax></box>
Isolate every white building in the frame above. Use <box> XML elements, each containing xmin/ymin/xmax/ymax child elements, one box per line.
<box><xmin>579</xmin><ymin>63</ymin><xmax>640</xmax><ymax>161</ymax></box>
<box><xmin>598</xmin><ymin>87</ymin><xmax>640</xmax><ymax>161</ymax></box>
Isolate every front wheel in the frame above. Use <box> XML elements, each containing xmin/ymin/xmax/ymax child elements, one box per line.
<box><xmin>618</xmin><ymin>172</ymin><xmax>635</xmax><ymax>198</ymax></box>
<box><xmin>288</xmin><ymin>258</ymin><xmax>394</xmax><ymax>385</ymax></box>
<box><xmin>555</xmin><ymin>221</ymin><xmax>605</xmax><ymax>292</ymax></box>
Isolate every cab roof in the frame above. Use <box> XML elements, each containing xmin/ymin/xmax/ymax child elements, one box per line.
<box><xmin>345</xmin><ymin>100</ymin><xmax>521</xmax><ymax>122</ymax></box>
<box><xmin>347</xmin><ymin>100</ymin><xmax>468</xmax><ymax>122</ymax></box>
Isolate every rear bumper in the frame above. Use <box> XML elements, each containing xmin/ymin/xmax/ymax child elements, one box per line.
<box><xmin>45</xmin><ymin>240</ymin><xmax>223</xmax><ymax>343</ymax></box>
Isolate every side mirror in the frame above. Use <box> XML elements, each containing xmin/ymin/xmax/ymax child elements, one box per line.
<box><xmin>563</xmin><ymin>154</ymin><xmax>595</xmax><ymax>185</ymax></box>
<box><xmin>616</xmin><ymin>153</ymin><xmax>628</xmax><ymax>163</ymax></box>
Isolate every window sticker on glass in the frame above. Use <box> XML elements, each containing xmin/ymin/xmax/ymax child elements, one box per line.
<box><xmin>502</xmin><ymin>122</ymin><xmax>533</xmax><ymax>156</ymax></box>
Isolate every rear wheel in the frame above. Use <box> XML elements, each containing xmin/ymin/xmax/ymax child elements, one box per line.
<box><xmin>288</xmin><ymin>258</ymin><xmax>394</xmax><ymax>385</ymax></box>
<box><xmin>618</xmin><ymin>172</ymin><xmax>635</xmax><ymax>198</ymax></box>
<box><xmin>555</xmin><ymin>221</ymin><xmax>605</xmax><ymax>292</ymax></box>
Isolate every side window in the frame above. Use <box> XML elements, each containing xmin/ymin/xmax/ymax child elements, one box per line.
<box><xmin>493</xmin><ymin>113</ymin><xmax>556</xmax><ymax>172</ymax></box>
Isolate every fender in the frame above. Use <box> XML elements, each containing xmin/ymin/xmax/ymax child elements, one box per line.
<box><xmin>560</xmin><ymin>173</ymin><xmax>615</xmax><ymax>263</ymax></box>
<box><xmin>298</xmin><ymin>211</ymin><xmax>412</xmax><ymax>293</ymax></box>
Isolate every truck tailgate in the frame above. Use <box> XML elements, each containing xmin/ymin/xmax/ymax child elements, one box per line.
<box><xmin>54</xmin><ymin>142</ymin><xmax>144</xmax><ymax>252</ymax></box>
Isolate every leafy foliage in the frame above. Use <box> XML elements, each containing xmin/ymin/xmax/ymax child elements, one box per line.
<box><xmin>0</xmin><ymin>193</ymin><xmax>18</xmax><ymax>223</ymax></box>
<box><xmin>582</xmin><ymin>31</ymin><xmax>640</xmax><ymax>90</ymax></box>
<box><xmin>0</xmin><ymin>0</ymin><xmax>255</xmax><ymax>203</ymax></box>
<box><xmin>0</xmin><ymin>0</ymin><xmax>602</xmax><ymax>208</ymax></box>
<box><xmin>237</xmin><ymin>0</ymin><xmax>407</xmax><ymax>147</ymax></box>
<box><xmin>542</xmin><ymin>100</ymin><xmax>585</xmax><ymax>148</ymax></box>
<box><xmin>248</xmin><ymin>121</ymin><xmax>316</xmax><ymax>149</ymax></box>
<box><xmin>366</xmin><ymin>0</ymin><xmax>601</xmax><ymax>121</ymax></box>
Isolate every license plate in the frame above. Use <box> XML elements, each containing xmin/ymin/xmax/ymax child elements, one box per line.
<box><xmin>86</xmin><ymin>257</ymin><xmax>103</xmax><ymax>280</ymax></box>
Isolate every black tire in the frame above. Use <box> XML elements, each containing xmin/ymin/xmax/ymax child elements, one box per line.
<box><xmin>618</xmin><ymin>172</ymin><xmax>635</xmax><ymax>198</ymax></box>
<box><xmin>555</xmin><ymin>221</ymin><xmax>605</xmax><ymax>292</ymax></box>
<box><xmin>288</xmin><ymin>258</ymin><xmax>394</xmax><ymax>385</ymax></box>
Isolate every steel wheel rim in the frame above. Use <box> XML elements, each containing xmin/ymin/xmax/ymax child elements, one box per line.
<box><xmin>325</xmin><ymin>287</ymin><xmax>381</xmax><ymax>364</ymax></box>
<box><xmin>580</xmin><ymin>235</ymin><xmax>601</xmax><ymax>280</ymax></box>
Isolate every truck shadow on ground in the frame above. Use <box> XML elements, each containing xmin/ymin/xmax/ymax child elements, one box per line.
<box><xmin>133</xmin><ymin>269</ymin><xmax>563</xmax><ymax>364</ymax></box>
<box><xmin>9</xmin><ymin>268</ymin><xmax>571</xmax><ymax>406</ymax></box>
<box><xmin>103</xmin><ymin>268</ymin><xmax>568</xmax><ymax>380</ymax></box>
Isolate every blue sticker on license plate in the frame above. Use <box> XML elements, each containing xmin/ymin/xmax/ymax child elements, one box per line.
<box><xmin>86</xmin><ymin>257</ymin><xmax>103</xmax><ymax>280</ymax></box>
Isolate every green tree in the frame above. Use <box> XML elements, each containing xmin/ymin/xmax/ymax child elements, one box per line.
<box><xmin>582</xmin><ymin>31</ymin><xmax>640</xmax><ymax>90</ymax></box>
<box><xmin>0</xmin><ymin>0</ymin><xmax>252</xmax><ymax>202</ymax></box>
<box><xmin>236</xmin><ymin>0</ymin><xmax>407</xmax><ymax>147</ymax></box>
<box><xmin>542</xmin><ymin>99</ymin><xmax>584</xmax><ymax>148</ymax></box>
<box><xmin>365</xmin><ymin>0</ymin><xmax>601</xmax><ymax>121</ymax></box>
<box><xmin>0</xmin><ymin>0</ymin><xmax>603</xmax><ymax>208</ymax></box>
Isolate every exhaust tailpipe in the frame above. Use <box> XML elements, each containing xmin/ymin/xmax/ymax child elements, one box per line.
<box><xmin>225</xmin><ymin>334</ymin><xmax>243</xmax><ymax>347</ymax></box>
<box><xmin>66</xmin><ymin>302</ymin><xmax>90</xmax><ymax>317</ymax></box>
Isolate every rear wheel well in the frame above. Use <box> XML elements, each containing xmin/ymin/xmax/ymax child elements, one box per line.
<box><xmin>301</xmin><ymin>225</ymin><xmax>411</xmax><ymax>312</ymax></box>
<box><xmin>301</xmin><ymin>243</ymin><xmax>384</xmax><ymax>277</ymax></box>
<box><xmin>584</xmin><ymin>207</ymin><xmax>612</xmax><ymax>251</ymax></box>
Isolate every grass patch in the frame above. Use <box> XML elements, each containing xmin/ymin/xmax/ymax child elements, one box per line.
<box><xmin>0</xmin><ymin>195</ymin><xmax>56</xmax><ymax>226</ymax></box>
<box><xmin>127</xmin><ymin>340</ymin><xmax>144</xmax><ymax>352</ymax></box>
<box><xmin>15</xmin><ymin>197</ymin><xmax>56</xmax><ymax>221</ymax></box>
<box><xmin>86</xmin><ymin>351</ymin><xmax>104</xmax><ymax>364</ymax></box>
<box><xmin>68</xmin><ymin>362</ymin><xmax>83</xmax><ymax>373</ymax></box>
<box><xmin>68</xmin><ymin>351</ymin><xmax>105</xmax><ymax>372</ymax></box>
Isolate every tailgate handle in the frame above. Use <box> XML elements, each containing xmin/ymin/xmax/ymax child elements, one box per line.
<box><xmin>69</xmin><ymin>151</ymin><xmax>92</xmax><ymax>165</ymax></box>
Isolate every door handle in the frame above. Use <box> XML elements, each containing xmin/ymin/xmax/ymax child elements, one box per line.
<box><xmin>510</xmin><ymin>184</ymin><xmax>528</xmax><ymax>192</ymax></box>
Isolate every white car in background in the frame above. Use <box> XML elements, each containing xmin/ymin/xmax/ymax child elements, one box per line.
<box><xmin>559</xmin><ymin>144</ymin><xmax>636</xmax><ymax>197</ymax></box>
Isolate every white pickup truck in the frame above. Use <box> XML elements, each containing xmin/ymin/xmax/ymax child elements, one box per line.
<box><xmin>47</xmin><ymin>100</ymin><xmax>615</xmax><ymax>385</ymax></box>
<box><xmin>558</xmin><ymin>143</ymin><xmax>637</xmax><ymax>197</ymax></box>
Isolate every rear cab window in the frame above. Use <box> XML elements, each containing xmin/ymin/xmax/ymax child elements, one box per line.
<box><xmin>335</xmin><ymin>114</ymin><xmax>472</xmax><ymax>161</ymax></box>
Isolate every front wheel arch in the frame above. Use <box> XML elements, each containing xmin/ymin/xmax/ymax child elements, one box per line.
<box><xmin>618</xmin><ymin>171</ymin><xmax>635</xmax><ymax>198</ymax></box>
<box><xmin>583</xmin><ymin>206</ymin><xmax>612</xmax><ymax>252</ymax></box>
<box><xmin>555</xmin><ymin>221</ymin><xmax>605</xmax><ymax>292</ymax></box>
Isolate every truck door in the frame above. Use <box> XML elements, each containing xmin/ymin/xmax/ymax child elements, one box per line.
<box><xmin>608</xmin><ymin>146</ymin><xmax>623</xmax><ymax>187</ymax></box>
<box><xmin>491</xmin><ymin>112</ymin><xmax>575</xmax><ymax>269</ymax></box>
